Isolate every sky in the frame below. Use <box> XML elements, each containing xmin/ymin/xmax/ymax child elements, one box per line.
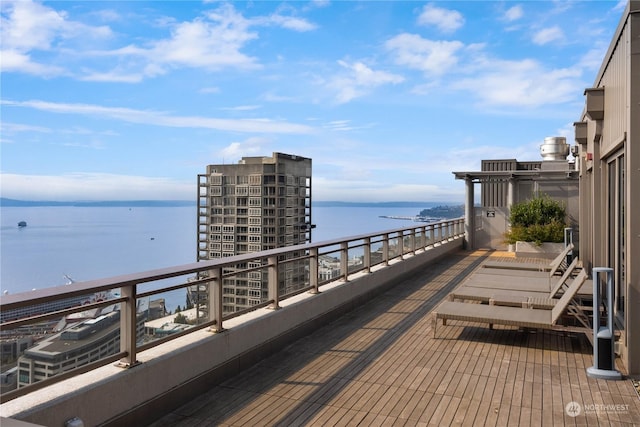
<box><xmin>0</xmin><ymin>0</ymin><xmax>627</xmax><ymax>203</ymax></box>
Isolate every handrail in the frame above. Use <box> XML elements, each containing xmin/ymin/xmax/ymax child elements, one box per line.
<box><xmin>0</xmin><ymin>217</ymin><xmax>464</xmax><ymax>401</ymax></box>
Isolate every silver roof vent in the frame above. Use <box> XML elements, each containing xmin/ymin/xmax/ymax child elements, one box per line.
<box><xmin>540</xmin><ymin>137</ymin><xmax>569</xmax><ymax>161</ymax></box>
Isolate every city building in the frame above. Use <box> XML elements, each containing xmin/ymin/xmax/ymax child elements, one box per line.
<box><xmin>16</xmin><ymin>308</ymin><xmax>121</xmax><ymax>388</ymax></box>
<box><xmin>196</xmin><ymin>152</ymin><xmax>312</xmax><ymax>313</ymax></box>
<box><xmin>14</xmin><ymin>303</ymin><xmax>148</xmax><ymax>388</ymax></box>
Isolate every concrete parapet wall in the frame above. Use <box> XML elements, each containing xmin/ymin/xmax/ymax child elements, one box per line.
<box><xmin>0</xmin><ymin>238</ymin><xmax>462</xmax><ymax>427</ymax></box>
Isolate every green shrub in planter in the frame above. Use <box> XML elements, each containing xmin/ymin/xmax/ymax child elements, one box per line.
<box><xmin>505</xmin><ymin>195</ymin><xmax>566</xmax><ymax>245</ymax></box>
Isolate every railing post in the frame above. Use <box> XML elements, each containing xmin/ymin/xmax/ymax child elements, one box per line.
<box><xmin>383</xmin><ymin>233</ymin><xmax>389</xmax><ymax>266</ymax></box>
<box><xmin>398</xmin><ymin>232</ymin><xmax>404</xmax><ymax>260</ymax></box>
<box><xmin>117</xmin><ymin>284</ymin><xmax>138</xmax><ymax>368</ymax></box>
<box><xmin>209</xmin><ymin>267</ymin><xmax>224</xmax><ymax>333</ymax></box>
<box><xmin>268</xmin><ymin>255</ymin><xmax>280</xmax><ymax>309</ymax></box>
<box><xmin>410</xmin><ymin>229</ymin><xmax>416</xmax><ymax>254</ymax></box>
<box><xmin>340</xmin><ymin>242</ymin><xmax>349</xmax><ymax>282</ymax></box>
<box><xmin>426</xmin><ymin>225</ymin><xmax>432</xmax><ymax>247</ymax></box>
<box><xmin>364</xmin><ymin>237</ymin><xmax>371</xmax><ymax>273</ymax></box>
<box><xmin>309</xmin><ymin>247</ymin><xmax>319</xmax><ymax>294</ymax></box>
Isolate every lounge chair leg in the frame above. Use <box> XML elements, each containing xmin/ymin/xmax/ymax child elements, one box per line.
<box><xmin>433</xmin><ymin>316</ymin><xmax>437</xmax><ymax>338</ymax></box>
<box><xmin>489</xmin><ymin>323</ymin><xmax>493</xmax><ymax>330</ymax></box>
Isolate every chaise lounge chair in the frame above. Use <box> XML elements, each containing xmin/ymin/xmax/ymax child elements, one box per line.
<box><xmin>450</xmin><ymin>258</ymin><xmax>581</xmax><ymax>308</ymax></box>
<box><xmin>480</xmin><ymin>243</ymin><xmax>574</xmax><ymax>277</ymax></box>
<box><xmin>432</xmin><ymin>269</ymin><xmax>589</xmax><ymax>338</ymax></box>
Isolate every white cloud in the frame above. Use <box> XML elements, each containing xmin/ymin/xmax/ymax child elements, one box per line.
<box><xmin>385</xmin><ymin>33</ymin><xmax>464</xmax><ymax>75</ymax></box>
<box><xmin>150</xmin><ymin>6</ymin><xmax>260</xmax><ymax>72</ymax></box>
<box><xmin>613</xmin><ymin>0</ymin><xmax>627</xmax><ymax>12</ymax></box>
<box><xmin>1</xmin><ymin>122</ymin><xmax>52</xmax><ymax>135</ymax></box>
<box><xmin>328</xmin><ymin>60</ymin><xmax>404</xmax><ymax>104</ymax></box>
<box><xmin>324</xmin><ymin>120</ymin><xmax>353</xmax><ymax>132</ymax></box>
<box><xmin>503</xmin><ymin>5</ymin><xmax>524</xmax><ymax>22</ymax></box>
<box><xmin>220</xmin><ymin>105</ymin><xmax>261</xmax><ymax>111</ymax></box>
<box><xmin>312</xmin><ymin>177</ymin><xmax>461</xmax><ymax>203</ymax></box>
<box><xmin>0</xmin><ymin>0</ymin><xmax>111</xmax><ymax>75</ymax></box>
<box><xmin>79</xmin><ymin>69</ymin><xmax>147</xmax><ymax>83</ymax></box>
<box><xmin>579</xmin><ymin>44</ymin><xmax>608</xmax><ymax>70</ymax></box>
<box><xmin>532</xmin><ymin>26</ymin><xmax>564</xmax><ymax>45</ymax></box>
<box><xmin>453</xmin><ymin>58</ymin><xmax>582</xmax><ymax>108</ymax></box>
<box><xmin>218</xmin><ymin>136</ymin><xmax>270</xmax><ymax>160</ymax></box>
<box><xmin>0</xmin><ymin>48</ymin><xmax>64</xmax><ymax>76</ymax></box>
<box><xmin>3</xmin><ymin>99</ymin><xmax>315</xmax><ymax>134</ymax></box>
<box><xmin>417</xmin><ymin>4</ymin><xmax>464</xmax><ymax>33</ymax></box>
<box><xmin>1</xmin><ymin>0</ymin><xmax>68</xmax><ymax>51</ymax></box>
<box><xmin>0</xmin><ymin>173</ymin><xmax>193</xmax><ymax>201</ymax></box>
<box><xmin>265</xmin><ymin>14</ymin><xmax>317</xmax><ymax>32</ymax></box>
<box><xmin>1</xmin><ymin>2</ymin><xmax>315</xmax><ymax>81</ymax></box>
<box><xmin>76</xmin><ymin>4</ymin><xmax>319</xmax><ymax>83</ymax></box>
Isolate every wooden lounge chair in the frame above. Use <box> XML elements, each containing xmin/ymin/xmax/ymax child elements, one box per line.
<box><xmin>481</xmin><ymin>243</ymin><xmax>574</xmax><ymax>277</ymax></box>
<box><xmin>450</xmin><ymin>258</ymin><xmax>580</xmax><ymax>308</ymax></box>
<box><xmin>433</xmin><ymin>269</ymin><xmax>589</xmax><ymax>338</ymax></box>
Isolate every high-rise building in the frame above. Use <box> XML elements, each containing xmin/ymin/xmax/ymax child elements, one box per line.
<box><xmin>196</xmin><ymin>152</ymin><xmax>312</xmax><ymax>314</ymax></box>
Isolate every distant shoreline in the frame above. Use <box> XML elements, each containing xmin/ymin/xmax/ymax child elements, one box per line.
<box><xmin>1</xmin><ymin>198</ymin><xmax>461</xmax><ymax>208</ymax></box>
<box><xmin>0</xmin><ymin>198</ymin><xmax>195</xmax><ymax>208</ymax></box>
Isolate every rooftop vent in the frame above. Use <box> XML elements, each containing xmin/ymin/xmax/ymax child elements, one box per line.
<box><xmin>540</xmin><ymin>137</ymin><xmax>569</xmax><ymax>161</ymax></box>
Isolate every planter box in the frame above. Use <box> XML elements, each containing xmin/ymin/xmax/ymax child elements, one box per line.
<box><xmin>514</xmin><ymin>241</ymin><xmax>564</xmax><ymax>259</ymax></box>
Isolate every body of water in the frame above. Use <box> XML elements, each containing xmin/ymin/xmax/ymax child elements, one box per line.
<box><xmin>1</xmin><ymin>205</ymin><xmax>436</xmax><ymax>310</ymax></box>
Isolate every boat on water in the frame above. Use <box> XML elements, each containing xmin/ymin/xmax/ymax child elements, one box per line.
<box><xmin>18</xmin><ymin>221</ymin><xmax>27</xmax><ymax>228</ymax></box>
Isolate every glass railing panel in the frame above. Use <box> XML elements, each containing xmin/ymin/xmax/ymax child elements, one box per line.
<box><xmin>318</xmin><ymin>248</ymin><xmax>342</xmax><ymax>286</ymax></box>
<box><xmin>369</xmin><ymin>239</ymin><xmax>385</xmax><ymax>267</ymax></box>
<box><xmin>347</xmin><ymin>245</ymin><xmax>365</xmax><ymax>274</ymax></box>
<box><xmin>388</xmin><ymin>236</ymin><xmax>400</xmax><ymax>259</ymax></box>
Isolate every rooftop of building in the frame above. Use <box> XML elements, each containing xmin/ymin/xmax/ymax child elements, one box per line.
<box><xmin>149</xmin><ymin>250</ymin><xmax>640</xmax><ymax>426</ymax></box>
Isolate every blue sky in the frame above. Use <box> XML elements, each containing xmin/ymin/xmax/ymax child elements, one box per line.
<box><xmin>0</xmin><ymin>0</ymin><xmax>626</xmax><ymax>202</ymax></box>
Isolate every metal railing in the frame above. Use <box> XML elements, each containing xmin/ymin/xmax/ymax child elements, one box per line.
<box><xmin>0</xmin><ymin>218</ymin><xmax>464</xmax><ymax>401</ymax></box>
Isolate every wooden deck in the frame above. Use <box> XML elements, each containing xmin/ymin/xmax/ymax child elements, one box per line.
<box><xmin>149</xmin><ymin>250</ymin><xmax>640</xmax><ymax>426</ymax></box>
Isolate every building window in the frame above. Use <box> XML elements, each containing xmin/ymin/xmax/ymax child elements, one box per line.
<box><xmin>608</xmin><ymin>154</ymin><xmax>626</xmax><ymax>322</ymax></box>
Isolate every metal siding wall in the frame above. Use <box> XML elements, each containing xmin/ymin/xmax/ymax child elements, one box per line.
<box><xmin>600</xmin><ymin>23</ymin><xmax>629</xmax><ymax>156</ymax></box>
<box><xmin>625</xmin><ymin>5</ymin><xmax>640</xmax><ymax>375</ymax></box>
<box><xmin>481</xmin><ymin>160</ymin><xmax>515</xmax><ymax>207</ymax></box>
<box><xmin>591</xmin><ymin>5</ymin><xmax>640</xmax><ymax>375</ymax></box>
